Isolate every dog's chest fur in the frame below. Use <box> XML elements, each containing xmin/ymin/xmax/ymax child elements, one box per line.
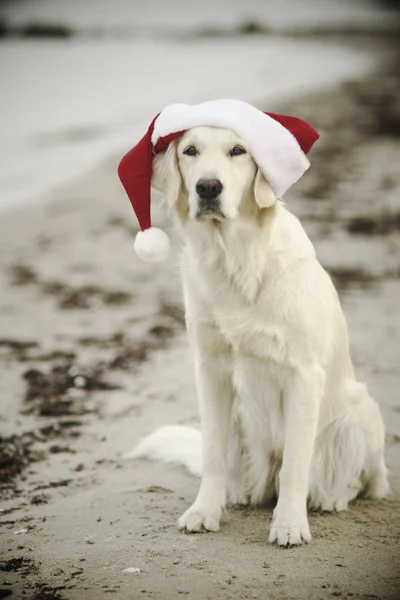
<box><xmin>182</xmin><ymin>216</ymin><xmax>295</xmax><ymax>460</ymax></box>
<box><xmin>181</xmin><ymin>209</ymin><xmax>316</xmax><ymax>374</ymax></box>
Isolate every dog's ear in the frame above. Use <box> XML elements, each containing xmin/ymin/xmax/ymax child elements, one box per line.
<box><xmin>253</xmin><ymin>169</ymin><xmax>276</xmax><ymax>208</ymax></box>
<box><xmin>151</xmin><ymin>151</ymin><xmax>167</xmax><ymax>192</ymax></box>
<box><xmin>151</xmin><ymin>140</ymin><xmax>182</xmax><ymax>207</ymax></box>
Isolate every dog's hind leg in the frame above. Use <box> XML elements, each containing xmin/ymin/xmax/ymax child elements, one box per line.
<box><xmin>308</xmin><ymin>412</ymin><xmax>365</xmax><ymax>512</ymax></box>
<box><xmin>308</xmin><ymin>382</ymin><xmax>388</xmax><ymax>512</ymax></box>
<box><xmin>364</xmin><ymin>457</ymin><xmax>389</xmax><ymax>499</ymax></box>
<box><xmin>358</xmin><ymin>388</ymin><xmax>389</xmax><ymax>499</ymax></box>
<box><xmin>353</xmin><ymin>383</ymin><xmax>389</xmax><ymax>499</ymax></box>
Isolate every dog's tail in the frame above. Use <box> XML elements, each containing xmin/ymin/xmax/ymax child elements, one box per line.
<box><xmin>125</xmin><ymin>425</ymin><xmax>202</xmax><ymax>477</ymax></box>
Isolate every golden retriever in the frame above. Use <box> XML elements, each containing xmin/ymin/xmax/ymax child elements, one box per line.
<box><xmin>131</xmin><ymin>125</ymin><xmax>389</xmax><ymax>546</ymax></box>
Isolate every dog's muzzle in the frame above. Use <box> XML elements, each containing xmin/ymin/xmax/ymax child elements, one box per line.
<box><xmin>196</xmin><ymin>178</ymin><xmax>224</xmax><ymax>219</ymax></box>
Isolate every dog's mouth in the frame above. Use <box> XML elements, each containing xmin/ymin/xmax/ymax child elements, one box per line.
<box><xmin>196</xmin><ymin>209</ymin><xmax>225</xmax><ymax>222</ymax></box>
<box><xmin>196</xmin><ymin>199</ymin><xmax>225</xmax><ymax>221</ymax></box>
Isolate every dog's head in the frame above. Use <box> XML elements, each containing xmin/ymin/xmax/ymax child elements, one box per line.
<box><xmin>152</xmin><ymin>126</ymin><xmax>276</xmax><ymax>224</ymax></box>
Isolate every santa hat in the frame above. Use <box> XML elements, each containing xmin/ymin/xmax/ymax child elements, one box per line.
<box><xmin>118</xmin><ymin>99</ymin><xmax>319</xmax><ymax>262</ymax></box>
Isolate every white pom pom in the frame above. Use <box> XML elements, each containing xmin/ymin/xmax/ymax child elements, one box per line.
<box><xmin>134</xmin><ymin>228</ymin><xmax>170</xmax><ymax>263</ymax></box>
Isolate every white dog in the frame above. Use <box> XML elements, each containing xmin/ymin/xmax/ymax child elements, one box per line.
<box><xmin>132</xmin><ymin>125</ymin><xmax>389</xmax><ymax>546</ymax></box>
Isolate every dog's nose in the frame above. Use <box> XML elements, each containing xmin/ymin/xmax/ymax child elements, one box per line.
<box><xmin>196</xmin><ymin>178</ymin><xmax>223</xmax><ymax>200</ymax></box>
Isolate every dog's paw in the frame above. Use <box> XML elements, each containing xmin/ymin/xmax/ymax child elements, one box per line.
<box><xmin>320</xmin><ymin>498</ymin><xmax>348</xmax><ymax>512</ymax></box>
<box><xmin>268</xmin><ymin>506</ymin><xmax>311</xmax><ymax>547</ymax></box>
<box><xmin>178</xmin><ymin>504</ymin><xmax>222</xmax><ymax>533</ymax></box>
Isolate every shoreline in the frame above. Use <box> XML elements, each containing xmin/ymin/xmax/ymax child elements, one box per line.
<box><xmin>0</xmin><ymin>27</ymin><xmax>385</xmax><ymax>214</ymax></box>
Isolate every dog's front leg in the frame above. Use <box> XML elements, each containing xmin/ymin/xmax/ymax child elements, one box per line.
<box><xmin>179</xmin><ymin>326</ymin><xmax>233</xmax><ymax>533</ymax></box>
<box><xmin>269</xmin><ymin>366</ymin><xmax>324</xmax><ymax>546</ymax></box>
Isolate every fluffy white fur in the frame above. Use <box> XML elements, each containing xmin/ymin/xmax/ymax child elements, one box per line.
<box><xmin>127</xmin><ymin>425</ymin><xmax>203</xmax><ymax>477</ymax></box>
<box><xmin>132</xmin><ymin>126</ymin><xmax>389</xmax><ymax>547</ymax></box>
<box><xmin>152</xmin><ymin>100</ymin><xmax>310</xmax><ymax>196</ymax></box>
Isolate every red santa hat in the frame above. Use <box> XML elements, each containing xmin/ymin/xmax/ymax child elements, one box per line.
<box><xmin>118</xmin><ymin>99</ymin><xmax>319</xmax><ymax>262</ymax></box>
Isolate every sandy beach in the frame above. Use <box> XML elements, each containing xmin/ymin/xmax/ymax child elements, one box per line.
<box><xmin>1</xmin><ymin>10</ymin><xmax>400</xmax><ymax>600</ymax></box>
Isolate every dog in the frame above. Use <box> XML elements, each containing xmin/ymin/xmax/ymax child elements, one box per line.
<box><xmin>132</xmin><ymin>125</ymin><xmax>389</xmax><ymax>546</ymax></box>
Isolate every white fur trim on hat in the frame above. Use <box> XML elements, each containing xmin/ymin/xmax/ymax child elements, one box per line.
<box><xmin>134</xmin><ymin>228</ymin><xmax>170</xmax><ymax>263</ymax></box>
<box><xmin>152</xmin><ymin>99</ymin><xmax>309</xmax><ymax>197</ymax></box>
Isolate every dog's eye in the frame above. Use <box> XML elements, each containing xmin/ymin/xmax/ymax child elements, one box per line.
<box><xmin>183</xmin><ymin>145</ymin><xmax>198</xmax><ymax>157</ymax></box>
<box><xmin>230</xmin><ymin>145</ymin><xmax>246</xmax><ymax>157</ymax></box>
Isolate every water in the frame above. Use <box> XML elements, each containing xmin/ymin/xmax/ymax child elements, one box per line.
<box><xmin>0</xmin><ymin>0</ymin><xmax>394</xmax><ymax>210</ymax></box>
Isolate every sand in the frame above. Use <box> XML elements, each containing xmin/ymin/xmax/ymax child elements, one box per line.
<box><xmin>1</xmin><ymin>43</ymin><xmax>400</xmax><ymax>600</ymax></box>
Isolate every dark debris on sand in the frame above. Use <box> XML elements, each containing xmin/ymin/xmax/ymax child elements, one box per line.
<box><xmin>40</xmin><ymin>280</ymin><xmax>133</xmax><ymax>310</ymax></box>
<box><xmin>23</xmin><ymin>363</ymin><xmax>119</xmax><ymax>417</ymax></box>
<box><xmin>327</xmin><ymin>267</ymin><xmax>380</xmax><ymax>292</ymax></box>
<box><xmin>0</xmin><ymin>420</ymin><xmax>86</xmax><ymax>490</ymax></box>
<box><xmin>29</xmin><ymin>587</ymin><xmax>66</xmax><ymax>600</ymax></box>
<box><xmin>0</xmin><ymin>557</ymin><xmax>36</xmax><ymax>575</ymax></box>
<box><xmin>0</xmin><ymin>339</ymin><xmax>76</xmax><ymax>363</ymax></box>
<box><xmin>0</xmin><ymin>433</ymin><xmax>43</xmax><ymax>486</ymax></box>
<box><xmin>107</xmin><ymin>333</ymin><xmax>174</xmax><ymax>370</ymax></box>
<box><xmin>8</xmin><ymin>267</ymin><xmax>133</xmax><ymax>310</ymax></box>
<box><xmin>346</xmin><ymin>212</ymin><xmax>400</xmax><ymax>235</ymax></box>
<box><xmin>9</xmin><ymin>263</ymin><xmax>38</xmax><ymax>285</ymax></box>
<box><xmin>0</xmin><ymin>339</ymin><xmax>39</xmax><ymax>361</ymax></box>
<box><xmin>78</xmin><ymin>323</ymin><xmax>177</xmax><ymax>371</ymax></box>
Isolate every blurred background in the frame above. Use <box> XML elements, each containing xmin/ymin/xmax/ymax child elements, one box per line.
<box><xmin>0</xmin><ymin>1</ymin><xmax>400</xmax><ymax>599</ymax></box>
<box><xmin>0</xmin><ymin>0</ymin><xmax>398</xmax><ymax>209</ymax></box>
